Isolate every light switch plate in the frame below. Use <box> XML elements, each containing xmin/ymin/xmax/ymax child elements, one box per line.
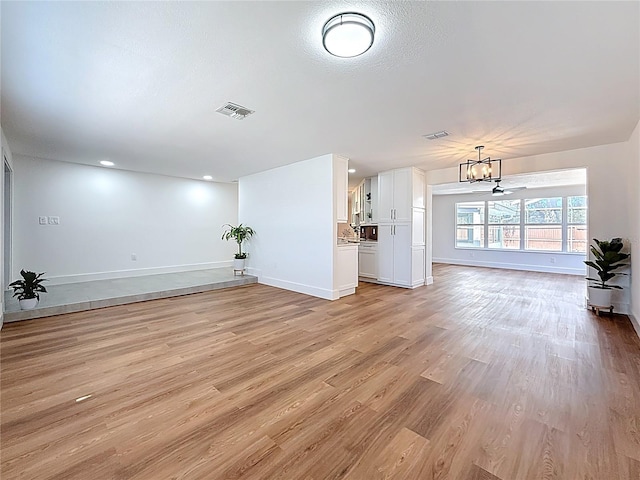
<box><xmin>39</xmin><ymin>216</ymin><xmax>48</xmax><ymax>225</ymax></box>
<box><xmin>48</xmin><ymin>216</ymin><xmax>60</xmax><ymax>225</ymax></box>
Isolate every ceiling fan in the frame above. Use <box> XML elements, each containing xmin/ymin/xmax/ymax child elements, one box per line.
<box><xmin>473</xmin><ymin>179</ymin><xmax>526</xmax><ymax>197</ymax></box>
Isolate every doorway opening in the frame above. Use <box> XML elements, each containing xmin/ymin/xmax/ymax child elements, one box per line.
<box><xmin>4</xmin><ymin>153</ymin><xmax>12</xmax><ymax>290</ymax></box>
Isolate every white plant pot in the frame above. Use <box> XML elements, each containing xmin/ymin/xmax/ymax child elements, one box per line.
<box><xmin>19</xmin><ymin>297</ymin><xmax>39</xmax><ymax>310</ymax></box>
<box><xmin>588</xmin><ymin>286</ymin><xmax>613</xmax><ymax>307</ymax></box>
<box><xmin>233</xmin><ymin>258</ymin><xmax>245</xmax><ymax>272</ymax></box>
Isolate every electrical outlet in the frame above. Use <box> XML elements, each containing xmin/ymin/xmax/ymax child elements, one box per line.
<box><xmin>550</xmin><ymin>257</ymin><xmax>556</xmax><ymax>264</ymax></box>
<box><xmin>48</xmin><ymin>216</ymin><xmax>60</xmax><ymax>225</ymax></box>
<box><xmin>131</xmin><ymin>253</ymin><xmax>137</xmax><ymax>261</ymax></box>
<box><xmin>38</xmin><ymin>216</ymin><xmax>48</xmax><ymax>225</ymax></box>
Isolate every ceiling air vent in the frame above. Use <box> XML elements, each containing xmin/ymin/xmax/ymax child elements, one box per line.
<box><xmin>423</xmin><ymin>130</ymin><xmax>449</xmax><ymax>140</ymax></box>
<box><xmin>216</xmin><ymin>102</ymin><xmax>255</xmax><ymax>120</ymax></box>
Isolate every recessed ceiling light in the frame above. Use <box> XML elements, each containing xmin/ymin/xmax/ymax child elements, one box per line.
<box><xmin>322</xmin><ymin>12</ymin><xmax>375</xmax><ymax>58</ymax></box>
<box><xmin>348</xmin><ymin>168</ymin><xmax>356</xmax><ymax>173</ymax></box>
<box><xmin>99</xmin><ymin>160</ymin><xmax>114</xmax><ymax>167</ymax></box>
<box><xmin>202</xmin><ymin>175</ymin><xmax>213</xmax><ymax>180</ymax></box>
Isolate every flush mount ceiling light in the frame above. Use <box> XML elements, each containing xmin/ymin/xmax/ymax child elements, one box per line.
<box><xmin>99</xmin><ymin>160</ymin><xmax>114</xmax><ymax>167</ymax></box>
<box><xmin>459</xmin><ymin>146</ymin><xmax>502</xmax><ymax>183</ymax></box>
<box><xmin>322</xmin><ymin>12</ymin><xmax>375</xmax><ymax>58</ymax></box>
<box><xmin>202</xmin><ymin>175</ymin><xmax>213</xmax><ymax>180</ymax></box>
<box><xmin>348</xmin><ymin>168</ymin><xmax>356</xmax><ymax>173</ymax></box>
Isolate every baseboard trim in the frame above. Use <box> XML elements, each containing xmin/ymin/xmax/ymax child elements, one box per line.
<box><xmin>45</xmin><ymin>261</ymin><xmax>234</xmax><ymax>285</ymax></box>
<box><xmin>258</xmin><ymin>276</ymin><xmax>335</xmax><ymax>300</ymax></box>
<box><xmin>433</xmin><ymin>258</ymin><xmax>584</xmax><ymax>276</ymax></box>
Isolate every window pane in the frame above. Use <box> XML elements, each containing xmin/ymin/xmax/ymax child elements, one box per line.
<box><xmin>488</xmin><ymin>200</ymin><xmax>520</xmax><ymax>224</ymax></box>
<box><xmin>456</xmin><ymin>202</ymin><xmax>484</xmax><ymax>225</ymax></box>
<box><xmin>488</xmin><ymin>225</ymin><xmax>521</xmax><ymax>249</ymax></box>
<box><xmin>456</xmin><ymin>226</ymin><xmax>484</xmax><ymax>248</ymax></box>
<box><xmin>568</xmin><ymin>195</ymin><xmax>587</xmax><ymax>224</ymax></box>
<box><xmin>525</xmin><ymin>198</ymin><xmax>562</xmax><ymax>224</ymax></box>
<box><xmin>568</xmin><ymin>195</ymin><xmax>587</xmax><ymax>208</ymax></box>
<box><xmin>525</xmin><ymin>226</ymin><xmax>562</xmax><ymax>251</ymax></box>
<box><xmin>567</xmin><ymin>225</ymin><xmax>587</xmax><ymax>253</ymax></box>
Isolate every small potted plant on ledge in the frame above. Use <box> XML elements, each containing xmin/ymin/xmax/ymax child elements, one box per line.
<box><xmin>9</xmin><ymin>269</ymin><xmax>48</xmax><ymax>310</ymax></box>
<box><xmin>221</xmin><ymin>224</ymin><xmax>255</xmax><ymax>274</ymax></box>
<box><xmin>584</xmin><ymin>238</ymin><xmax>630</xmax><ymax>308</ymax></box>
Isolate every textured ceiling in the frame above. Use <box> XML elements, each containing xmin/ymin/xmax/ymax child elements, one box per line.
<box><xmin>1</xmin><ymin>1</ymin><xmax>638</xmax><ymax>184</ymax></box>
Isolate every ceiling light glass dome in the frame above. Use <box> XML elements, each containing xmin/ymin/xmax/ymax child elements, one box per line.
<box><xmin>322</xmin><ymin>12</ymin><xmax>375</xmax><ymax>58</ymax></box>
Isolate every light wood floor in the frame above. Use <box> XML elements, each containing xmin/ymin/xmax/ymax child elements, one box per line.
<box><xmin>1</xmin><ymin>264</ymin><xmax>639</xmax><ymax>480</ymax></box>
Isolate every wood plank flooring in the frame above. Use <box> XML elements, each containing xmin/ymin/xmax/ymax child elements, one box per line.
<box><xmin>1</xmin><ymin>264</ymin><xmax>639</xmax><ymax>479</ymax></box>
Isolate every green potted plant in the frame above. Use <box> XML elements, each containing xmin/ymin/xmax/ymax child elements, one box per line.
<box><xmin>584</xmin><ymin>238</ymin><xmax>630</xmax><ymax>307</ymax></box>
<box><xmin>9</xmin><ymin>269</ymin><xmax>48</xmax><ymax>310</ymax></box>
<box><xmin>221</xmin><ymin>224</ymin><xmax>255</xmax><ymax>273</ymax></box>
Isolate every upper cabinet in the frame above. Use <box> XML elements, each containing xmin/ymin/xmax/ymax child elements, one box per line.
<box><xmin>378</xmin><ymin>168</ymin><xmax>423</xmax><ymax>223</ymax></box>
<box><xmin>334</xmin><ymin>156</ymin><xmax>348</xmax><ymax>223</ymax></box>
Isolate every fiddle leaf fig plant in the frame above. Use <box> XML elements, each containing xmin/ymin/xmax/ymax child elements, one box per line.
<box><xmin>221</xmin><ymin>224</ymin><xmax>255</xmax><ymax>259</ymax></box>
<box><xmin>9</xmin><ymin>270</ymin><xmax>48</xmax><ymax>300</ymax></box>
<box><xmin>584</xmin><ymin>238</ymin><xmax>629</xmax><ymax>290</ymax></box>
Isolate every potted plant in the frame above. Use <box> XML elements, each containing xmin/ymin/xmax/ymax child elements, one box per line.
<box><xmin>9</xmin><ymin>269</ymin><xmax>48</xmax><ymax>310</ymax></box>
<box><xmin>584</xmin><ymin>238</ymin><xmax>630</xmax><ymax>307</ymax></box>
<box><xmin>221</xmin><ymin>224</ymin><xmax>255</xmax><ymax>272</ymax></box>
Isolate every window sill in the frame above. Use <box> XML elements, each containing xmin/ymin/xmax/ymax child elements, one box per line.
<box><xmin>454</xmin><ymin>247</ymin><xmax>585</xmax><ymax>255</ymax></box>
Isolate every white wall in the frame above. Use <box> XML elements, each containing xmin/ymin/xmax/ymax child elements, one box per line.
<box><xmin>12</xmin><ymin>155</ymin><xmax>238</xmax><ymax>283</ymax></box>
<box><xmin>238</xmin><ymin>154</ymin><xmax>336</xmax><ymax>299</ymax></box>
<box><xmin>433</xmin><ymin>185</ymin><xmax>587</xmax><ymax>275</ymax></box>
<box><xmin>627</xmin><ymin>121</ymin><xmax>640</xmax><ymax>334</ymax></box>
<box><xmin>1</xmin><ymin>127</ymin><xmax>15</xmax><ymax>327</ymax></box>
<box><xmin>426</xmin><ymin>138</ymin><xmax>637</xmax><ymax>315</ymax></box>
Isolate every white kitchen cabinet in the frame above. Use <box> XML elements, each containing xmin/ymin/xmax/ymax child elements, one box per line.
<box><xmin>378</xmin><ymin>171</ymin><xmax>394</xmax><ymax>223</ymax></box>
<box><xmin>378</xmin><ymin>168</ymin><xmax>415</xmax><ymax>223</ymax></box>
<box><xmin>336</xmin><ymin>244</ymin><xmax>358</xmax><ymax>297</ymax></box>
<box><xmin>358</xmin><ymin>242</ymin><xmax>377</xmax><ymax>278</ymax></box>
<box><xmin>376</xmin><ymin>167</ymin><xmax>425</xmax><ymax>288</ymax></box>
<box><xmin>377</xmin><ymin>223</ymin><xmax>412</xmax><ymax>286</ymax></box>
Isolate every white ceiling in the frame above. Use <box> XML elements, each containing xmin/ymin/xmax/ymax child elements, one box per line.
<box><xmin>1</xmin><ymin>1</ymin><xmax>638</xmax><ymax>184</ymax></box>
<box><xmin>432</xmin><ymin>168</ymin><xmax>587</xmax><ymax>196</ymax></box>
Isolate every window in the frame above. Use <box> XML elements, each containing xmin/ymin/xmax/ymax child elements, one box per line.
<box><xmin>524</xmin><ymin>198</ymin><xmax>562</xmax><ymax>251</ymax></box>
<box><xmin>456</xmin><ymin>202</ymin><xmax>484</xmax><ymax>248</ymax></box>
<box><xmin>488</xmin><ymin>200</ymin><xmax>520</xmax><ymax>249</ymax></box>
<box><xmin>455</xmin><ymin>195</ymin><xmax>587</xmax><ymax>253</ymax></box>
<box><xmin>567</xmin><ymin>195</ymin><xmax>587</xmax><ymax>253</ymax></box>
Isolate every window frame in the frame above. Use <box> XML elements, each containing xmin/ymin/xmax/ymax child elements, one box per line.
<box><xmin>454</xmin><ymin>195</ymin><xmax>587</xmax><ymax>254</ymax></box>
<box><xmin>455</xmin><ymin>202</ymin><xmax>486</xmax><ymax>249</ymax></box>
<box><xmin>487</xmin><ymin>199</ymin><xmax>522</xmax><ymax>250</ymax></box>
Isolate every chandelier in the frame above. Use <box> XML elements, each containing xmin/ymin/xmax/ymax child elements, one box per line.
<box><xmin>459</xmin><ymin>146</ymin><xmax>502</xmax><ymax>183</ymax></box>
